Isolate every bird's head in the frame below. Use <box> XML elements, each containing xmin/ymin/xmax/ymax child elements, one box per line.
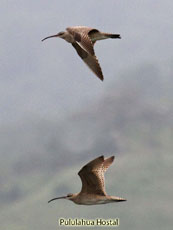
<box><xmin>48</xmin><ymin>193</ymin><xmax>75</xmax><ymax>203</ymax></box>
<box><xmin>42</xmin><ymin>31</ymin><xmax>66</xmax><ymax>42</ymax></box>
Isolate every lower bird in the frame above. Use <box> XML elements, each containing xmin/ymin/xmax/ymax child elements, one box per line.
<box><xmin>48</xmin><ymin>155</ymin><xmax>126</xmax><ymax>205</ymax></box>
<box><xmin>42</xmin><ymin>26</ymin><xmax>121</xmax><ymax>81</ymax></box>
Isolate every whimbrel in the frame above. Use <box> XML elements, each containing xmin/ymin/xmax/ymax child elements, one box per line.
<box><xmin>42</xmin><ymin>26</ymin><xmax>121</xmax><ymax>81</ymax></box>
<box><xmin>48</xmin><ymin>155</ymin><xmax>126</xmax><ymax>205</ymax></box>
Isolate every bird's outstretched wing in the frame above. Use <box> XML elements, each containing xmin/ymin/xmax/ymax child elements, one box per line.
<box><xmin>72</xmin><ymin>42</ymin><xmax>104</xmax><ymax>81</ymax></box>
<box><xmin>78</xmin><ymin>155</ymin><xmax>115</xmax><ymax>195</ymax></box>
<box><xmin>67</xmin><ymin>26</ymin><xmax>97</xmax><ymax>56</ymax></box>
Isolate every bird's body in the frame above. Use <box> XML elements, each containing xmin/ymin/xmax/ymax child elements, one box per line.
<box><xmin>42</xmin><ymin>26</ymin><xmax>121</xmax><ymax>81</ymax></box>
<box><xmin>70</xmin><ymin>194</ymin><xmax>125</xmax><ymax>205</ymax></box>
<box><xmin>48</xmin><ymin>155</ymin><xmax>126</xmax><ymax>205</ymax></box>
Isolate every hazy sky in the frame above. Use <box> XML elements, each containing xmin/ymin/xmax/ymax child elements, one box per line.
<box><xmin>0</xmin><ymin>0</ymin><xmax>172</xmax><ymax>124</ymax></box>
<box><xmin>1</xmin><ymin>2</ymin><xmax>173</xmax><ymax>229</ymax></box>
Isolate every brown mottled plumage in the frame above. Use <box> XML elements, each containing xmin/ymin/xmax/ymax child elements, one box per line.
<box><xmin>48</xmin><ymin>156</ymin><xmax>126</xmax><ymax>205</ymax></box>
<box><xmin>42</xmin><ymin>26</ymin><xmax>121</xmax><ymax>81</ymax></box>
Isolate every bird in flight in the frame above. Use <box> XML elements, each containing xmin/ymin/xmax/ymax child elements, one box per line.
<box><xmin>48</xmin><ymin>155</ymin><xmax>126</xmax><ymax>205</ymax></box>
<box><xmin>42</xmin><ymin>26</ymin><xmax>121</xmax><ymax>81</ymax></box>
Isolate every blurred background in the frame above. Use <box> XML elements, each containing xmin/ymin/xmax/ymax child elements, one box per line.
<box><xmin>0</xmin><ymin>0</ymin><xmax>172</xmax><ymax>229</ymax></box>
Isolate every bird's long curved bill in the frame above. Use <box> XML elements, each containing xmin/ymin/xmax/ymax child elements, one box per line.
<box><xmin>48</xmin><ymin>196</ymin><xmax>67</xmax><ymax>203</ymax></box>
<box><xmin>42</xmin><ymin>34</ymin><xmax>58</xmax><ymax>42</ymax></box>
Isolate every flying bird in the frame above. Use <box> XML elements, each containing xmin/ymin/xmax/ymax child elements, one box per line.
<box><xmin>42</xmin><ymin>26</ymin><xmax>121</xmax><ymax>81</ymax></box>
<box><xmin>48</xmin><ymin>155</ymin><xmax>126</xmax><ymax>205</ymax></box>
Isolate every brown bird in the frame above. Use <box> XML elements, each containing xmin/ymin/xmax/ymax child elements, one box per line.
<box><xmin>42</xmin><ymin>26</ymin><xmax>121</xmax><ymax>81</ymax></box>
<box><xmin>48</xmin><ymin>155</ymin><xmax>126</xmax><ymax>205</ymax></box>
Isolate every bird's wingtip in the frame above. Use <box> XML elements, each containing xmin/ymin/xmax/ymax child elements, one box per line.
<box><xmin>100</xmin><ymin>76</ymin><xmax>104</xmax><ymax>81</ymax></box>
<box><xmin>98</xmin><ymin>77</ymin><xmax>104</xmax><ymax>81</ymax></box>
<box><xmin>111</xmin><ymin>156</ymin><xmax>115</xmax><ymax>161</ymax></box>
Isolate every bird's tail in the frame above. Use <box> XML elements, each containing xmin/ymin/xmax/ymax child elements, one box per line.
<box><xmin>111</xmin><ymin>196</ymin><xmax>126</xmax><ymax>202</ymax></box>
<box><xmin>104</xmin><ymin>33</ymin><xmax>121</xmax><ymax>39</ymax></box>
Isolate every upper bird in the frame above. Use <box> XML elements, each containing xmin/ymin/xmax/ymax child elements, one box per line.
<box><xmin>42</xmin><ymin>26</ymin><xmax>121</xmax><ymax>81</ymax></box>
<box><xmin>48</xmin><ymin>155</ymin><xmax>126</xmax><ymax>205</ymax></box>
